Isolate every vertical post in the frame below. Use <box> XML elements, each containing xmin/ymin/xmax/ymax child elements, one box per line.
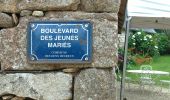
<box><xmin>120</xmin><ymin>16</ymin><xmax>131</xmax><ymax>100</ymax></box>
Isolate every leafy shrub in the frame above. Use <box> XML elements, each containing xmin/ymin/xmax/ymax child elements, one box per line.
<box><xmin>155</xmin><ymin>29</ymin><xmax>170</xmax><ymax>54</ymax></box>
<box><xmin>155</xmin><ymin>33</ymin><xmax>170</xmax><ymax>55</ymax></box>
<box><xmin>128</xmin><ymin>31</ymin><xmax>159</xmax><ymax>57</ymax></box>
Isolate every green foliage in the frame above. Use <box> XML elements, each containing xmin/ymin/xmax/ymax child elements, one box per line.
<box><xmin>119</xmin><ymin>30</ymin><xmax>170</xmax><ymax>70</ymax></box>
<box><xmin>155</xmin><ymin>29</ymin><xmax>170</xmax><ymax>54</ymax></box>
<box><xmin>154</xmin><ymin>33</ymin><xmax>170</xmax><ymax>55</ymax></box>
<box><xmin>118</xmin><ymin>48</ymin><xmax>136</xmax><ymax>71</ymax></box>
<box><xmin>128</xmin><ymin>31</ymin><xmax>159</xmax><ymax>57</ymax></box>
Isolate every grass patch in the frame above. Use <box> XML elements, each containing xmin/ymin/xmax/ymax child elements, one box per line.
<box><xmin>126</xmin><ymin>55</ymin><xmax>170</xmax><ymax>87</ymax></box>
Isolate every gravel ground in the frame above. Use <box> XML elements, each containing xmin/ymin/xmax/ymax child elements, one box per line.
<box><xmin>117</xmin><ymin>82</ymin><xmax>170</xmax><ymax>100</ymax></box>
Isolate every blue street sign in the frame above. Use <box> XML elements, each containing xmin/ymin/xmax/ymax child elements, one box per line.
<box><xmin>27</xmin><ymin>21</ymin><xmax>92</xmax><ymax>63</ymax></box>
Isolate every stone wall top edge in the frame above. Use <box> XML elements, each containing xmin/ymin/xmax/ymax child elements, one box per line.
<box><xmin>0</xmin><ymin>0</ymin><xmax>120</xmax><ymax>13</ymax></box>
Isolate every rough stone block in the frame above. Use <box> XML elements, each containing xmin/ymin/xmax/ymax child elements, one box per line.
<box><xmin>80</xmin><ymin>0</ymin><xmax>120</xmax><ymax>13</ymax></box>
<box><xmin>0</xmin><ymin>13</ymin><xmax>14</xmax><ymax>28</ymax></box>
<box><xmin>32</xmin><ymin>11</ymin><xmax>44</xmax><ymax>17</ymax></box>
<box><xmin>20</xmin><ymin>10</ymin><xmax>32</xmax><ymax>17</ymax></box>
<box><xmin>74</xmin><ymin>68</ymin><xmax>116</xmax><ymax>100</ymax></box>
<box><xmin>18</xmin><ymin>0</ymin><xmax>80</xmax><ymax>11</ymax></box>
<box><xmin>0</xmin><ymin>0</ymin><xmax>20</xmax><ymax>13</ymax></box>
<box><xmin>0</xmin><ymin>0</ymin><xmax>80</xmax><ymax>13</ymax></box>
<box><xmin>0</xmin><ymin>12</ymin><xmax>118</xmax><ymax>70</ymax></box>
<box><xmin>0</xmin><ymin>72</ymin><xmax>72</xmax><ymax>100</ymax></box>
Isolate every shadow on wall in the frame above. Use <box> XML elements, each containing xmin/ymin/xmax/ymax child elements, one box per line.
<box><xmin>0</xmin><ymin>93</ymin><xmax>36</xmax><ymax>100</ymax></box>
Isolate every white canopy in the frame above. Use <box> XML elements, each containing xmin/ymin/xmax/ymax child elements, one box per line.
<box><xmin>127</xmin><ymin>0</ymin><xmax>170</xmax><ymax>29</ymax></box>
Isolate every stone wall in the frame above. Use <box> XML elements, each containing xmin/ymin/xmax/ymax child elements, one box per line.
<box><xmin>0</xmin><ymin>0</ymin><xmax>120</xmax><ymax>100</ymax></box>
